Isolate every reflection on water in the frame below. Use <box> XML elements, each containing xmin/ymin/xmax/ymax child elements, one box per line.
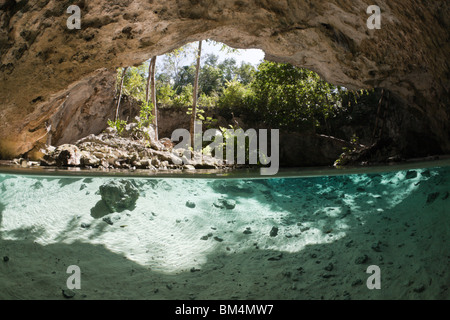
<box><xmin>0</xmin><ymin>164</ymin><xmax>449</xmax><ymax>299</ymax></box>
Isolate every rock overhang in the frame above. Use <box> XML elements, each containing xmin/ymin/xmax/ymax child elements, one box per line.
<box><xmin>0</xmin><ymin>0</ymin><xmax>448</xmax><ymax>158</ymax></box>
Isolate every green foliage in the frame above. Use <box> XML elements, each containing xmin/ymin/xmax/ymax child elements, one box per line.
<box><xmin>172</xmin><ymin>83</ymin><xmax>193</xmax><ymax>107</ymax></box>
<box><xmin>117</xmin><ymin>64</ymin><xmax>148</xmax><ymax>102</ymax></box>
<box><xmin>236</xmin><ymin>62</ymin><xmax>256</xmax><ymax>85</ymax></box>
<box><xmin>162</xmin><ymin>44</ymin><xmax>195</xmax><ymax>84</ymax></box>
<box><xmin>218</xmin><ymin>79</ymin><xmax>253</xmax><ymax>110</ymax></box>
<box><xmin>156</xmin><ymin>83</ymin><xmax>175</xmax><ymax>106</ymax></box>
<box><xmin>245</xmin><ymin>61</ymin><xmax>345</xmax><ymax>130</ymax></box>
<box><xmin>114</xmin><ymin>41</ymin><xmax>365</xmax><ymax>135</ymax></box>
<box><xmin>137</xmin><ymin>101</ymin><xmax>155</xmax><ymax>129</ymax></box>
<box><xmin>198</xmin><ymin>91</ymin><xmax>219</xmax><ymax>109</ymax></box>
<box><xmin>199</xmin><ymin>64</ymin><xmax>223</xmax><ymax>95</ymax></box>
<box><xmin>334</xmin><ymin>133</ymin><xmax>362</xmax><ymax>167</ymax></box>
<box><xmin>186</xmin><ymin>105</ymin><xmax>217</xmax><ymax>128</ymax></box>
<box><xmin>174</xmin><ymin>65</ymin><xmax>196</xmax><ymax>94</ymax></box>
<box><xmin>107</xmin><ymin>119</ymin><xmax>127</xmax><ymax>135</ymax></box>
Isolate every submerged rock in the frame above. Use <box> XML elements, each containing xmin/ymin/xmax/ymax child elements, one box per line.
<box><xmin>355</xmin><ymin>254</ymin><xmax>369</xmax><ymax>264</ymax></box>
<box><xmin>213</xmin><ymin>198</ymin><xmax>236</xmax><ymax>210</ymax></box>
<box><xmin>270</xmin><ymin>226</ymin><xmax>279</xmax><ymax>237</ymax></box>
<box><xmin>62</xmin><ymin>289</ymin><xmax>76</xmax><ymax>299</ymax></box>
<box><xmin>186</xmin><ymin>200</ymin><xmax>196</xmax><ymax>208</ymax></box>
<box><xmin>371</xmin><ymin>241</ymin><xmax>383</xmax><ymax>252</ymax></box>
<box><xmin>405</xmin><ymin>170</ymin><xmax>418</xmax><ymax>179</ymax></box>
<box><xmin>324</xmin><ymin>263</ymin><xmax>334</xmax><ymax>271</ymax></box>
<box><xmin>102</xmin><ymin>214</ymin><xmax>121</xmax><ymax>225</ymax></box>
<box><xmin>210</xmin><ymin>180</ymin><xmax>254</xmax><ymax>194</ymax></box>
<box><xmin>426</xmin><ymin>192</ymin><xmax>440</xmax><ymax>204</ymax></box>
<box><xmin>413</xmin><ymin>285</ymin><xmax>426</xmax><ymax>293</ymax></box>
<box><xmin>80</xmin><ymin>222</ymin><xmax>91</xmax><ymax>228</ymax></box>
<box><xmin>99</xmin><ymin>180</ymin><xmax>139</xmax><ymax>213</ymax></box>
<box><xmin>267</xmin><ymin>253</ymin><xmax>283</xmax><ymax>261</ymax></box>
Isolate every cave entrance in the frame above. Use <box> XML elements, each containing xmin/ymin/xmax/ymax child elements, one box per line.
<box><xmin>108</xmin><ymin>40</ymin><xmax>384</xmax><ymax>169</ymax></box>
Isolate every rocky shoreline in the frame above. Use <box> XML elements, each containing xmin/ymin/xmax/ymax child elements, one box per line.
<box><xmin>23</xmin><ymin>122</ymin><xmax>233</xmax><ymax>172</ymax></box>
<box><xmin>5</xmin><ymin>119</ymin><xmax>449</xmax><ymax>173</ymax></box>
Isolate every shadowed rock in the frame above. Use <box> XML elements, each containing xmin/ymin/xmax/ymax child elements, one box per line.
<box><xmin>98</xmin><ymin>180</ymin><xmax>139</xmax><ymax>213</ymax></box>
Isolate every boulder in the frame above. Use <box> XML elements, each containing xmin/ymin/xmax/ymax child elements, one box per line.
<box><xmin>43</xmin><ymin>144</ymin><xmax>81</xmax><ymax>166</ymax></box>
<box><xmin>211</xmin><ymin>180</ymin><xmax>254</xmax><ymax>194</ymax></box>
<box><xmin>99</xmin><ymin>179</ymin><xmax>140</xmax><ymax>213</ymax></box>
<box><xmin>213</xmin><ymin>198</ymin><xmax>236</xmax><ymax>210</ymax></box>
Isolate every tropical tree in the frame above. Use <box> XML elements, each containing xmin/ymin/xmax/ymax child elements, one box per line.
<box><xmin>146</xmin><ymin>56</ymin><xmax>158</xmax><ymax>139</ymax></box>
<box><xmin>190</xmin><ymin>40</ymin><xmax>202</xmax><ymax>144</ymax></box>
<box><xmin>247</xmin><ymin>61</ymin><xmax>345</xmax><ymax>131</ymax></box>
<box><xmin>162</xmin><ymin>44</ymin><xmax>194</xmax><ymax>86</ymax></box>
<box><xmin>115</xmin><ymin>66</ymin><xmax>129</xmax><ymax>121</ymax></box>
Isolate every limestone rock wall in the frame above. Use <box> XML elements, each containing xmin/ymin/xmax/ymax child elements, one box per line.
<box><xmin>0</xmin><ymin>0</ymin><xmax>448</xmax><ymax>158</ymax></box>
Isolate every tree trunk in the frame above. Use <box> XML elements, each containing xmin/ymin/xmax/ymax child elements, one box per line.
<box><xmin>190</xmin><ymin>40</ymin><xmax>202</xmax><ymax>144</ymax></box>
<box><xmin>115</xmin><ymin>66</ymin><xmax>128</xmax><ymax>122</ymax></box>
<box><xmin>150</xmin><ymin>56</ymin><xmax>158</xmax><ymax>140</ymax></box>
<box><xmin>145</xmin><ymin>61</ymin><xmax>151</xmax><ymax>104</ymax></box>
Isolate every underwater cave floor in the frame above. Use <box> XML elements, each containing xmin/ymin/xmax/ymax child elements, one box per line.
<box><xmin>0</xmin><ymin>160</ymin><xmax>449</xmax><ymax>300</ymax></box>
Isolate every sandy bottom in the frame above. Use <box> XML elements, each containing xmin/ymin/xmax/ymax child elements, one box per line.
<box><xmin>0</xmin><ymin>165</ymin><xmax>449</xmax><ymax>300</ymax></box>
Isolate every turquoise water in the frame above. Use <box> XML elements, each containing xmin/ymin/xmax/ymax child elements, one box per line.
<box><xmin>0</xmin><ymin>164</ymin><xmax>449</xmax><ymax>299</ymax></box>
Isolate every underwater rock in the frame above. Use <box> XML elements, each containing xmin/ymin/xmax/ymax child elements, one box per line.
<box><xmin>268</xmin><ymin>253</ymin><xmax>283</xmax><ymax>261</ymax></box>
<box><xmin>99</xmin><ymin>179</ymin><xmax>139</xmax><ymax>213</ymax></box>
<box><xmin>243</xmin><ymin>227</ymin><xmax>252</xmax><ymax>234</ymax></box>
<box><xmin>270</xmin><ymin>226</ymin><xmax>279</xmax><ymax>237</ymax></box>
<box><xmin>157</xmin><ymin>180</ymin><xmax>173</xmax><ymax>191</ymax></box>
<box><xmin>442</xmin><ymin>191</ymin><xmax>449</xmax><ymax>200</ymax></box>
<box><xmin>102</xmin><ymin>214</ymin><xmax>121</xmax><ymax>225</ymax></box>
<box><xmin>223</xmin><ymin>199</ymin><xmax>236</xmax><ymax>209</ymax></box>
<box><xmin>80</xmin><ymin>222</ymin><xmax>91</xmax><ymax>229</ymax></box>
<box><xmin>211</xmin><ymin>180</ymin><xmax>254</xmax><ymax>194</ymax></box>
<box><xmin>351</xmin><ymin>279</ymin><xmax>363</xmax><ymax>286</ymax></box>
<box><xmin>186</xmin><ymin>200</ymin><xmax>196</xmax><ymax>208</ymax></box>
<box><xmin>213</xmin><ymin>198</ymin><xmax>236</xmax><ymax>210</ymax></box>
<box><xmin>3</xmin><ymin>256</ymin><xmax>9</xmax><ymax>262</ymax></box>
<box><xmin>200</xmin><ymin>233</ymin><xmax>213</xmax><ymax>240</ymax></box>
<box><xmin>413</xmin><ymin>285</ymin><xmax>426</xmax><ymax>293</ymax></box>
<box><xmin>62</xmin><ymin>289</ymin><xmax>76</xmax><ymax>298</ymax></box>
<box><xmin>405</xmin><ymin>170</ymin><xmax>418</xmax><ymax>179</ymax></box>
<box><xmin>371</xmin><ymin>241</ymin><xmax>383</xmax><ymax>252</ymax></box>
<box><xmin>32</xmin><ymin>181</ymin><xmax>43</xmax><ymax>189</ymax></box>
<box><xmin>324</xmin><ymin>263</ymin><xmax>334</xmax><ymax>271</ymax></box>
<box><xmin>421</xmin><ymin>170</ymin><xmax>431</xmax><ymax>178</ymax></box>
<box><xmin>426</xmin><ymin>192</ymin><xmax>440</xmax><ymax>204</ymax></box>
<box><xmin>355</xmin><ymin>254</ymin><xmax>369</xmax><ymax>264</ymax></box>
